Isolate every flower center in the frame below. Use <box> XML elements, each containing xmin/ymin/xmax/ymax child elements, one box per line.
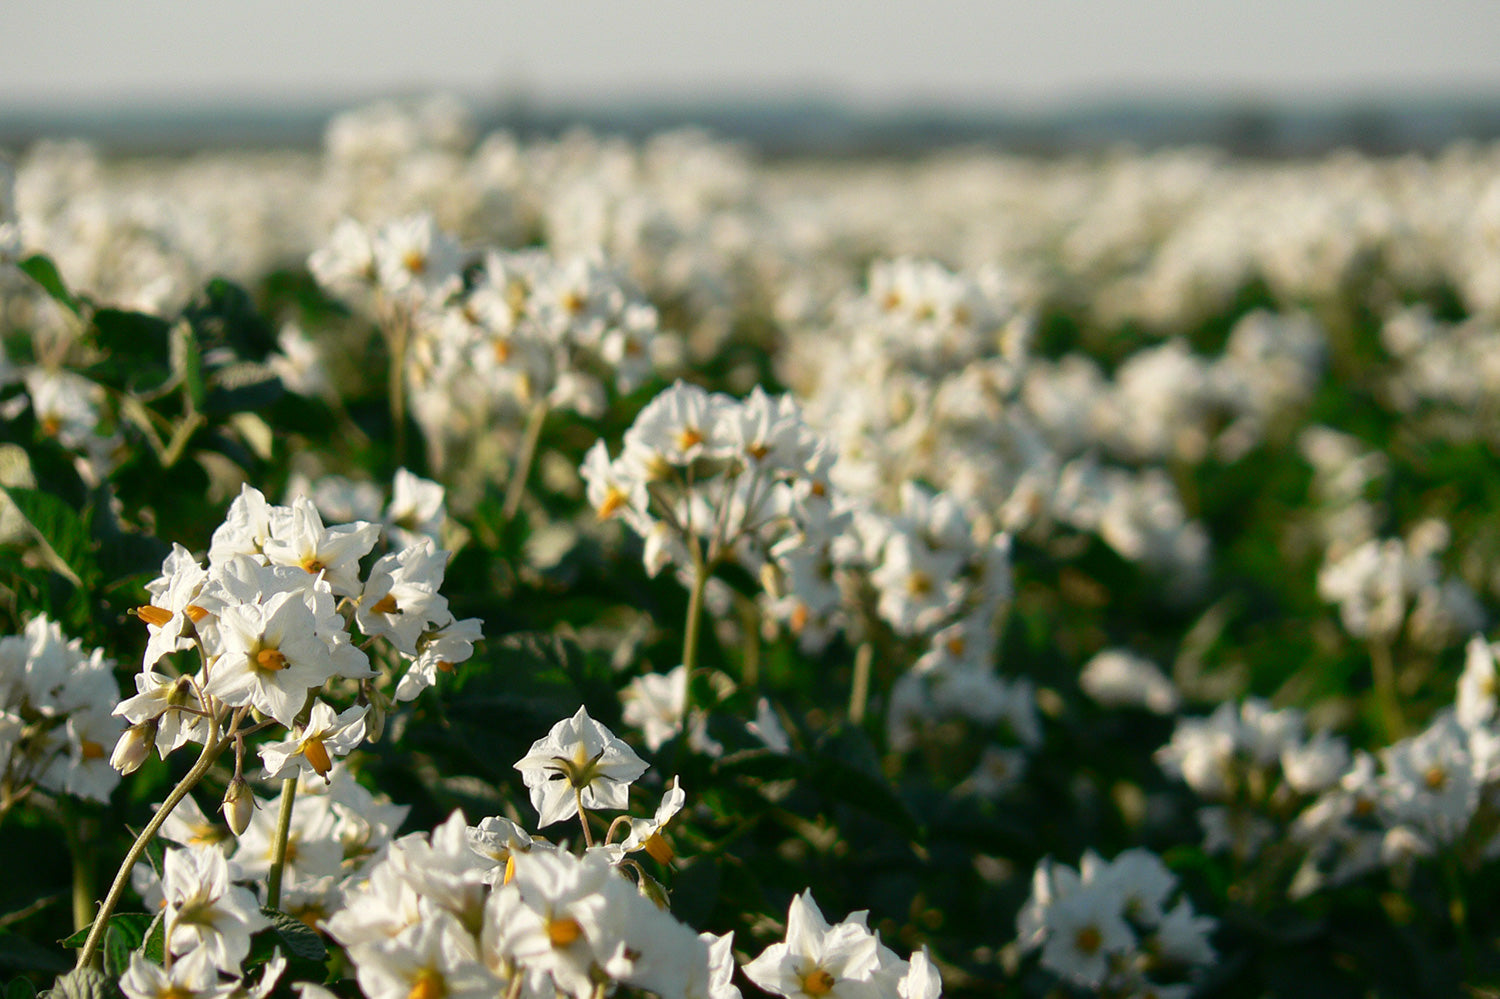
<box><xmin>406</xmin><ymin>969</ymin><xmax>445</xmax><ymax>999</ymax></box>
<box><xmin>548</xmin><ymin>916</ymin><xmax>583</xmax><ymax>948</ymax></box>
<box><xmin>1425</xmin><ymin>765</ymin><xmax>1447</xmax><ymax>791</ymax></box>
<box><xmin>1074</xmin><ymin>924</ymin><xmax>1103</xmax><ymax>955</ymax></box>
<box><xmin>257</xmin><ymin>648</ymin><xmax>288</xmax><ymax>671</ymax></box>
<box><xmin>676</xmin><ymin>427</ymin><xmax>704</xmax><ymax>452</ymax></box>
<box><xmin>299</xmin><ymin>555</ymin><xmax>327</xmax><ymax>574</ymax></box>
<box><xmin>80</xmin><ymin>739</ymin><xmax>106</xmax><ymax>760</ymax></box>
<box><xmin>371</xmin><ymin>594</ymin><xmax>400</xmax><ymax>615</ymax></box>
<box><xmin>597</xmin><ymin>486</ymin><xmax>629</xmax><ymax>521</ymax></box>
<box><xmin>800</xmin><ymin>968</ymin><xmax>836</xmax><ymax>997</ymax></box>
<box><xmin>403</xmin><ymin>251</ymin><xmax>429</xmax><ymax>277</ymax></box>
<box><xmin>906</xmin><ymin>571</ymin><xmax>934</xmax><ymax>597</ymax></box>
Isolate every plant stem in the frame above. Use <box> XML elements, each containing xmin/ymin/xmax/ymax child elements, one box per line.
<box><xmin>574</xmin><ymin>788</ymin><xmax>595</xmax><ymax>849</ymax></box>
<box><xmin>501</xmin><ymin>400</ymin><xmax>549</xmax><ymax>523</ymax></box>
<box><xmin>76</xmin><ymin>727</ymin><xmax>227</xmax><ymax>970</ymax></box>
<box><xmin>849</xmin><ymin>640</ymin><xmax>874</xmax><ymax>725</ymax></box>
<box><xmin>1369</xmin><ymin>639</ymin><xmax>1405</xmax><ymax>741</ymax></box>
<box><xmin>265</xmin><ymin>777</ymin><xmax>299</xmax><ymax>910</ymax></box>
<box><xmin>387</xmin><ymin>307</ymin><xmax>410</xmax><ymax>469</ymax></box>
<box><xmin>61</xmin><ymin>803</ymin><xmax>93</xmax><ymax>934</ymax></box>
<box><xmin>682</xmin><ymin>550</ymin><xmax>711</xmax><ymax>681</ymax></box>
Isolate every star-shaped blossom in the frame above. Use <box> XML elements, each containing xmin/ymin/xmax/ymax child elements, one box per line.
<box><xmin>514</xmin><ymin>706</ymin><xmax>648</xmax><ymax>827</ymax></box>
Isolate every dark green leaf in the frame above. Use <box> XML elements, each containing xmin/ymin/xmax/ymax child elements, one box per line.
<box><xmin>18</xmin><ymin>255</ymin><xmax>81</xmax><ymax>315</ymax></box>
<box><xmin>99</xmin><ymin>915</ymin><xmax>150</xmax><ymax>978</ymax></box>
<box><xmin>260</xmin><ymin>908</ymin><xmax>326</xmax><ymax>962</ymax></box>
<box><xmin>0</xmin><ymin>486</ymin><xmax>98</xmax><ymax>589</ymax></box>
<box><xmin>202</xmin><ymin>368</ymin><xmax>283</xmax><ymax>416</ymax></box>
<box><xmin>87</xmin><ymin>311</ymin><xmax>173</xmax><ymax>392</ymax></box>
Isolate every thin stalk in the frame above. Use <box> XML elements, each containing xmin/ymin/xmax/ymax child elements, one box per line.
<box><xmin>265</xmin><ymin>777</ymin><xmax>299</xmax><ymax>910</ymax></box>
<box><xmin>1369</xmin><ymin>639</ymin><xmax>1405</xmax><ymax>742</ymax></box>
<box><xmin>502</xmin><ymin>400</ymin><xmax>549</xmax><ymax>522</ymax></box>
<box><xmin>849</xmin><ymin>641</ymin><xmax>875</xmax><ymax>725</ymax></box>
<box><xmin>386</xmin><ymin>306</ymin><xmax>410</xmax><ymax>468</ymax></box>
<box><xmin>61</xmin><ymin>804</ymin><xmax>93</xmax><ymax>934</ymax></box>
<box><xmin>76</xmin><ymin>726</ymin><xmax>227</xmax><ymax>970</ymax></box>
<box><xmin>574</xmin><ymin>788</ymin><xmax>594</xmax><ymax>849</ymax></box>
<box><xmin>682</xmin><ymin>549</ymin><xmax>711</xmax><ymax>679</ymax></box>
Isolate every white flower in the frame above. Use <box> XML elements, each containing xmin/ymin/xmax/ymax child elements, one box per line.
<box><xmin>205</xmin><ymin>589</ymin><xmax>366</xmax><ymax>726</ymax></box>
<box><xmin>621</xmin><ymin>776</ymin><xmax>686</xmax><ymax>863</ymax></box>
<box><xmin>260</xmin><ymin>496</ymin><xmax>380</xmax><ymax>597</ymax></box>
<box><xmin>1079</xmin><ymin>649</ymin><xmax>1179</xmax><ymax>714</ymax></box>
<box><xmin>514</xmin><ymin>706</ymin><xmax>649</xmax><ymax>827</ymax></box>
<box><xmin>356</xmin><ymin>540</ymin><xmax>452</xmax><ymax>655</ymax></box>
<box><xmin>1036</xmin><ymin>885</ymin><xmax>1134</xmax><ymax>989</ymax></box>
<box><xmin>1457</xmin><ymin>635</ymin><xmax>1499</xmax><ymax>730</ymax></box>
<box><xmin>162</xmin><ymin>844</ymin><xmax>270</xmax><ymax>973</ymax></box>
<box><xmin>621</xmin><ymin>666</ymin><xmax>688</xmax><ymax>751</ymax></box>
<box><xmin>742</xmin><ymin>890</ymin><xmax>887</xmax><ymax>999</ymax></box>
<box><xmin>258</xmin><ymin>700</ymin><xmax>368</xmax><ymax>782</ymax></box>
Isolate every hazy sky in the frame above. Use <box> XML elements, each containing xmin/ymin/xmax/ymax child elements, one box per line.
<box><xmin>5</xmin><ymin>1</ymin><xmax>1500</xmax><ymax>111</ymax></box>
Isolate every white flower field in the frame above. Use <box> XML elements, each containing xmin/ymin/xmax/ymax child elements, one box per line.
<box><xmin>3</xmin><ymin>96</ymin><xmax>1500</xmax><ymax>997</ymax></box>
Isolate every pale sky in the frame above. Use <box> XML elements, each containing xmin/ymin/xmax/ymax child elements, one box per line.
<box><xmin>4</xmin><ymin>1</ymin><xmax>1500</xmax><ymax>111</ymax></box>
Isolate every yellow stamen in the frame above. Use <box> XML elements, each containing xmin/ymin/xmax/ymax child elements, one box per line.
<box><xmin>371</xmin><ymin>594</ymin><xmax>399</xmax><ymax>615</ymax></box>
<box><xmin>80</xmin><ymin>740</ymin><xmax>106</xmax><ymax>760</ymax></box>
<box><xmin>302</xmin><ymin>736</ymin><xmax>333</xmax><ymax>777</ymax></box>
<box><xmin>1425</xmin><ymin>766</ymin><xmax>1447</xmax><ymax>791</ymax></box>
<box><xmin>596</xmin><ymin>486</ymin><xmax>629</xmax><ymax>521</ymax></box>
<box><xmin>800</xmin><ymin>969</ymin><xmax>836</xmax><ymax>997</ymax></box>
<box><xmin>643</xmin><ymin>832</ymin><xmax>674</xmax><ymax>865</ymax></box>
<box><xmin>548</xmin><ymin>916</ymin><xmax>583</xmax><ymax>948</ymax></box>
<box><xmin>503</xmin><ymin>854</ymin><xmax>516</xmax><ymax>885</ymax></box>
<box><xmin>676</xmin><ymin>427</ymin><xmax>704</xmax><ymax>452</ymax></box>
<box><xmin>299</xmin><ymin>555</ymin><xmax>327</xmax><ymax>574</ymax></box>
<box><xmin>257</xmin><ymin>649</ymin><xmax>288</xmax><ymax>671</ymax></box>
<box><xmin>134</xmin><ymin>605</ymin><xmax>173</xmax><ymax>627</ymax></box>
<box><xmin>406</xmin><ymin>969</ymin><xmax>445</xmax><ymax>999</ymax></box>
<box><xmin>1074</xmin><ymin>925</ymin><xmax>1103</xmax><ymax>955</ymax></box>
<box><xmin>185</xmin><ymin>604</ymin><xmax>208</xmax><ymax>623</ymax></box>
<box><xmin>402</xmin><ymin>251</ymin><xmax>429</xmax><ymax>277</ymax></box>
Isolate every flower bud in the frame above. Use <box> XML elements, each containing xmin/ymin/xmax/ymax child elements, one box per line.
<box><xmin>110</xmin><ymin>721</ymin><xmax>155</xmax><ymax>775</ymax></box>
<box><xmin>222</xmin><ymin>776</ymin><xmax>255</xmax><ymax>836</ymax></box>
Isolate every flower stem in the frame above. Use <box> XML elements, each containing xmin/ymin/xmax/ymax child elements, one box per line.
<box><xmin>386</xmin><ymin>306</ymin><xmax>410</xmax><ymax>469</ymax></box>
<box><xmin>61</xmin><ymin>803</ymin><xmax>93</xmax><ymax>935</ymax></box>
<box><xmin>502</xmin><ymin>400</ymin><xmax>549</xmax><ymax>522</ymax></box>
<box><xmin>849</xmin><ymin>640</ymin><xmax>874</xmax><ymax>725</ymax></box>
<box><xmin>265</xmin><ymin>777</ymin><xmax>299</xmax><ymax>910</ymax></box>
<box><xmin>574</xmin><ymin>788</ymin><xmax>595</xmax><ymax>849</ymax></box>
<box><xmin>75</xmin><ymin>726</ymin><xmax>226</xmax><ymax>970</ymax></box>
<box><xmin>1369</xmin><ymin>639</ymin><xmax>1405</xmax><ymax>741</ymax></box>
<box><xmin>682</xmin><ymin>551</ymin><xmax>710</xmax><ymax>681</ymax></box>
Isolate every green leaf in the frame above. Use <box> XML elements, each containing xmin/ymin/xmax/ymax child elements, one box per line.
<box><xmin>175</xmin><ymin>321</ymin><xmax>207</xmax><ymax>412</ymax></box>
<box><xmin>99</xmin><ymin>915</ymin><xmax>150</xmax><ymax>979</ymax></box>
<box><xmin>260</xmin><ymin>909</ymin><xmax>326</xmax><ymax>962</ymax></box>
<box><xmin>87</xmin><ymin>310</ymin><xmax>173</xmax><ymax>392</ymax></box>
<box><xmin>140</xmin><ymin>913</ymin><xmax>164</xmax><ymax>967</ymax></box>
<box><xmin>43</xmin><ymin>967</ymin><xmax>115</xmax><ymax>999</ymax></box>
<box><xmin>0</xmin><ymin>486</ymin><xmax>98</xmax><ymax>589</ymax></box>
<box><xmin>18</xmin><ymin>255</ymin><xmax>81</xmax><ymax>315</ymax></box>
<box><xmin>5</xmin><ymin>976</ymin><xmax>37</xmax><ymax>999</ymax></box>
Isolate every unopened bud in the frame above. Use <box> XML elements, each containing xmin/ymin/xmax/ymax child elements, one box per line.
<box><xmin>636</xmin><ymin>871</ymin><xmax>671</xmax><ymax>910</ymax></box>
<box><xmin>222</xmin><ymin>776</ymin><xmax>255</xmax><ymax>835</ymax></box>
<box><xmin>110</xmin><ymin>721</ymin><xmax>155</xmax><ymax>775</ymax></box>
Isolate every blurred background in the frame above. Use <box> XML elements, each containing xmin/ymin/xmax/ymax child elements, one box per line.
<box><xmin>5</xmin><ymin>0</ymin><xmax>1500</xmax><ymax>155</ymax></box>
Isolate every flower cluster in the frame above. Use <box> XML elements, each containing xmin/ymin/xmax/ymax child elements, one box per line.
<box><xmin>0</xmin><ymin>615</ymin><xmax>121</xmax><ymax>806</ymax></box>
<box><xmin>1157</xmin><ymin>698</ymin><xmax>1350</xmax><ymax>862</ymax></box>
<box><xmin>1015</xmin><ymin>849</ymin><xmax>1216</xmax><ymax>996</ymax></box>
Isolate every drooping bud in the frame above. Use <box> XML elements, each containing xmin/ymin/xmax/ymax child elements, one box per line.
<box><xmin>110</xmin><ymin>720</ymin><xmax>156</xmax><ymax>775</ymax></box>
<box><xmin>222</xmin><ymin>776</ymin><xmax>255</xmax><ymax>836</ymax></box>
